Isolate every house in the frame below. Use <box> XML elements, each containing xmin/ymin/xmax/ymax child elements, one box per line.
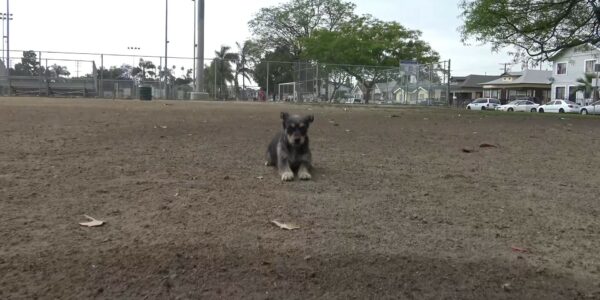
<box><xmin>549</xmin><ymin>44</ymin><xmax>600</xmax><ymax>104</ymax></box>
<box><xmin>351</xmin><ymin>83</ymin><xmax>366</xmax><ymax>101</ymax></box>
<box><xmin>393</xmin><ymin>85</ymin><xmax>442</xmax><ymax>104</ymax></box>
<box><xmin>319</xmin><ymin>83</ymin><xmax>352</xmax><ymax>101</ymax></box>
<box><xmin>480</xmin><ymin>69</ymin><xmax>552</xmax><ymax>104</ymax></box>
<box><xmin>352</xmin><ymin>79</ymin><xmax>446</xmax><ymax>104</ymax></box>
<box><xmin>373</xmin><ymin>81</ymin><xmax>399</xmax><ymax>101</ymax></box>
<box><xmin>450</xmin><ymin>75</ymin><xmax>500</xmax><ymax>104</ymax></box>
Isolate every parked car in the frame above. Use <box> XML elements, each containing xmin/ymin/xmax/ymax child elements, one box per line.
<box><xmin>580</xmin><ymin>100</ymin><xmax>600</xmax><ymax>115</ymax></box>
<box><xmin>537</xmin><ymin>100</ymin><xmax>580</xmax><ymax>113</ymax></box>
<box><xmin>466</xmin><ymin>98</ymin><xmax>501</xmax><ymax>110</ymax></box>
<box><xmin>496</xmin><ymin>100</ymin><xmax>540</xmax><ymax>112</ymax></box>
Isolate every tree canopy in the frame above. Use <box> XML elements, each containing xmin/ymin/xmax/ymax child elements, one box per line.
<box><xmin>460</xmin><ymin>0</ymin><xmax>600</xmax><ymax>61</ymax></box>
<box><xmin>302</xmin><ymin>15</ymin><xmax>440</xmax><ymax>101</ymax></box>
<box><xmin>249</xmin><ymin>0</ymin><xmax>356</xmax><ymax>57</ymax></box>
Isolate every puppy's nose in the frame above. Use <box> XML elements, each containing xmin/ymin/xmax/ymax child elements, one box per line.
<box><xmin>293</xmin><ymin>138</ymin><xmax>301</xmax><ymax>144</ymax></box>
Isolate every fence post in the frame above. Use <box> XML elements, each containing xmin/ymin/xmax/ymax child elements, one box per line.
<box><xmin>429</xmin><ymin>63</ymin><xmax>432</xmax><ymax>105</ymax></box>
<box><xmin>100</xmin><ymin>54</ymin><xmax>104</xmax><ymax>98</ymax></box>
<box><xmin>45</xmin><ymin>58</ymin><xmax>49</xmax><ymax>96</ymax></box>
<box><xmin>266</xmin><ymin>61</ymin><xmax>269</xmax><ymax>101</ymax></box>
<box><xmin>38</xmin><ymin>51</ymin><xmax>43</xmax><ymax>96</ymax></box>
<box><xmin>446</xmin><ymin>59</ymin><xmax>451</xmax><ymax>106</ymax></box>
<box><xmin>214</xmin><ymin>58</ymin><xmax>217</xmax><ymax>99</ymax></box>
<box><xmin>315</xmin><ymin>62</ymin><xmax>319</xmax><ymax>100</ymax></box>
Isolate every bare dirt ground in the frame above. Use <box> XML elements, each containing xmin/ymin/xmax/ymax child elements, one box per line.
<box><xmin>1</xmin><ymin>97</ymin><xmax>600</xmax><ymax>299</ymax></box>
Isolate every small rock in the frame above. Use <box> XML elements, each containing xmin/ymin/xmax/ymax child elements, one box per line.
<box><xmin>502</xmin><ymin>283</ymin><xmax>511</xmax><ymax>291</ymax></box>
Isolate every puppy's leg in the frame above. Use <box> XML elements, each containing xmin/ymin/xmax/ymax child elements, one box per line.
<box><xmin>266</xmin><ymin>136</ymin><xmax>279</xmax><ymax>166</ymax></box>
<box><xmin>297</xmin><ymin>153</ymin><xmax>313</xmax><ymax>180</ymax></box>
<box><xmin>277</xmin><ymin>146</ymin><xmax>294</xmax><ymax>181</ymax></box>
<box><xmin>298</xmin><ymin>164</ymin><xmax>312</xmax><ymax>180</ymax></box>
<box><xmin>265</xmin><ymin>151</ymin><xmax>275</xmax><ymax>166</ymax></box>
<box><xmin>279</xmin><ymin>162</ymin><xmax>294</xmax><ymax>181</ymax></box>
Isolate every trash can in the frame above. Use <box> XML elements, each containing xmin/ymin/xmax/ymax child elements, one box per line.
<box><xmin>139</xmin><ymin>86</ymin><xmax>152</xmax><ymax>101</ymax></box>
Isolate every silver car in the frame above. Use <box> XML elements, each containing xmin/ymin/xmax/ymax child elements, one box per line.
<box><xmin>580</xmin><ymin>100</ymin><xmax>600</xmax><ymax>115</ymax></box>
<box><xmin>496</xmin><ymin>100</ymin><xmax>540</xmax><ymax>112</ymax></box>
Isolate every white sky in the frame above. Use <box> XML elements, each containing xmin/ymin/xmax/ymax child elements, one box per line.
<box><xmin>3</xmin><ymin>0</ymin><xmax>544</xmax><ymax>77</ymax></box>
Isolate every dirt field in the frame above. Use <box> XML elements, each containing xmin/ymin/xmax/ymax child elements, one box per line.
<box><xmin>1</xmin><ymin>97</ymin><xmax>600</xmax><ymax>299</ymax></box>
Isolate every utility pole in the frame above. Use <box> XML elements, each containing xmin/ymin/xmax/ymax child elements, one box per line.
<box><xmin>6</xmin><ymin>0</ymin><xmax>10</xmax><ymax>96</ymax></box>
<box><xmin>164</xmin><ymin>0</ymin><xmax>169</xmax><ymax>99</ymax></box>
<box><xmin>192</xmin><ymin>0</ymin><xmax>196</xmax><ymax>87</ymax></box>
<box><xmin>191</xmin><ymin>0</ymin><xmax>207</xmax><ymax>100</ymax></box>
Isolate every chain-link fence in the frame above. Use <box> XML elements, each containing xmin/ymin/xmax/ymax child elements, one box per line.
<box><xmin>267</xmin><ymin>60</ymin><xmax>451</xmax><ymax>105</ymax></box>
<box><xmin>0</xmin><ymin>49</ymin><xmax>451</xmax><ymax>105</ymax></box>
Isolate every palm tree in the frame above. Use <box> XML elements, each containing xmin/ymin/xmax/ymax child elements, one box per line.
<box><xmin>576</xmin><ymin>73</ymin><xmax>598</xmax><ymax>103</ymax></box>
<box><xmin>214</xmin><ymin>46</ymin><xmax>238</xmax><ymax>99</ymax></box>
<box><xmin>235</xmin><ymin>40</ymin><xmax>259</xmax><ymax>99</ymax></box>
<box><xmin>132</xmin><ymin>59</ymin><xmax>157</xmax><ymax>81</ymax></box>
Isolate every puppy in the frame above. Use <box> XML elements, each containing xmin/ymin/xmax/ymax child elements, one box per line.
<box><xmin>266</xmin><ymin>112</ymin><xmax>314</xmax><ymax>181</ymax></box>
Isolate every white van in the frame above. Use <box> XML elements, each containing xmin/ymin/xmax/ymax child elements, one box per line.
<box><xmin>466</xmin><ymin>98</ymin><xmax>501</xmax><ymax>110</ymax></box>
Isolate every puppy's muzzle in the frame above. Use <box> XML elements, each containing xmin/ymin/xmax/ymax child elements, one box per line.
<box><xmin>288</xmin><ymin>133</ymin><xmax>304</xmax><ymax>145</ymax></box>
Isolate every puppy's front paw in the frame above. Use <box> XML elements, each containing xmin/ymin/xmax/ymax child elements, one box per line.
<box><xmin>298</xmin><ymin>170</ymin><xmax>312</xmax><ymax>180</ymax></box>
<box><xmin>281</xmin><ymin>171</ymin><xmax>295</xmax><ymax>181</ymax></box>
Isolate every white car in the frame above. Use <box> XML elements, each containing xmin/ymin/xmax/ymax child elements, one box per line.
<box><xmin>537</xmin><ymin>100</ymin><xmax>580</xmax><ymax>113</ymax></box>
<box><xmin>496</xmin><ymin>100</ymin><xmax>540</xmax><ymax>112</ymax></box>
<box><xmin>466</xmin><ymin>98</ymin><xmax>501</xmax><ymax>110</ymax></box>
<box><xmin>580</xmin><ymin>100</ymin><xmax>600</xmax><ymax>115</ymax></box>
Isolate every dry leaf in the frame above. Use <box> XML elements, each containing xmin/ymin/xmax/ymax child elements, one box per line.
<box><xmin>511</xmin><ymin>246</ymin><xmax>529</xmax><ymax>253</ymax></box>
<box><xmin>480</xmin><ymin>143</ymin><xmax>497</xmax><ymax>148</ymax></box>
<box><xmin>271</xmin><ymin>220</ymin><xmax>300</xmax><ymax>230</ymax></box>
<box><xmin>79</xmin><ymin>215</ymin><xmax>105</xmax><ymax>227</ymax></box>
<box><xmin>462</xmin><ymin>148</ymin><xmax>476</xmax><ymax>153</ymax></box>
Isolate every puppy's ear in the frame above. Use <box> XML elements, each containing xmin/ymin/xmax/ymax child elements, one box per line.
<box><xmin>305</xmin><ymin>115</ymin><xmax>314</xmax><ymax>123</ymax></box>
<box><xmin>281</xmin><ymin>112</ymin><xmax>289</xmax><ymax>120</ymax></box>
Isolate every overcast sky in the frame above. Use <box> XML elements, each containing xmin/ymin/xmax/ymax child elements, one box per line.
<box><xmin>4</xmin><ymin>0</ymin><xmax>542</xmax><ymax>76</ymax></box>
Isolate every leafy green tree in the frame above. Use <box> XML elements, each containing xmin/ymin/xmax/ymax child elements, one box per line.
<box><xmin>12</xmin><ymin>50</ymin><xmax>43</xmax><ymax>76</ymax></box>
<box><xmin>132</xmin><ymin>59</ymin><xmax>157</xmax><ymax>80</ymax></box>
<box><xmin>97</xmin><ymin>65</ymin><xmax>131</xmax><ymax>80</ymax></box>
<box><xmin>213</xmin><ymin>46</ymin><xmax>238</xmax><ymax>99</ymax></box>
<box><xmin>235</xmin><ymin>40</ymin><xmax>260</xmax><ymax>98</ymax></box>
<box><xmin>249</xmin><ymin>0</ymin><xmax>356</xmax><ymax>58</ymax></box>
<box><xmin>48</xmin><ymin>64</ymin><xmax>70</xmax><ymax>78</ymax></box>
<box><xmin>460</xmin><ymin>0</ymin><xmax>600</xmax><ymax>61</ymax></box>
<box><xmin>303</xmin><ymin>15</ymin><xmax>439</xmax><ymax>102</ymax></box>
<box><xmin>175</xmin><ymin>67</ymin><xmax>193</xmax><ymax>86</ymax></box>
<box><xmin>202</xmin><ymin>47</ymin><xmax>237</xmax><ymax>99</ymax></box>
<box><xmin>319</xmin><ymin>65</ymin><xmax>352</xmax><ymax>102</ymax></box>
<box><xmin>252</xmin><ymin>46</ymin><xmax>295</xmax><ymax>92</ymax></box>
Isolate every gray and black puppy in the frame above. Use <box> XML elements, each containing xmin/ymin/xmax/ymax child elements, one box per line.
<box><xmin>266</xmin><ymin>112</ymin><xmax>314</xmax><ymax>181</ymax></box>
